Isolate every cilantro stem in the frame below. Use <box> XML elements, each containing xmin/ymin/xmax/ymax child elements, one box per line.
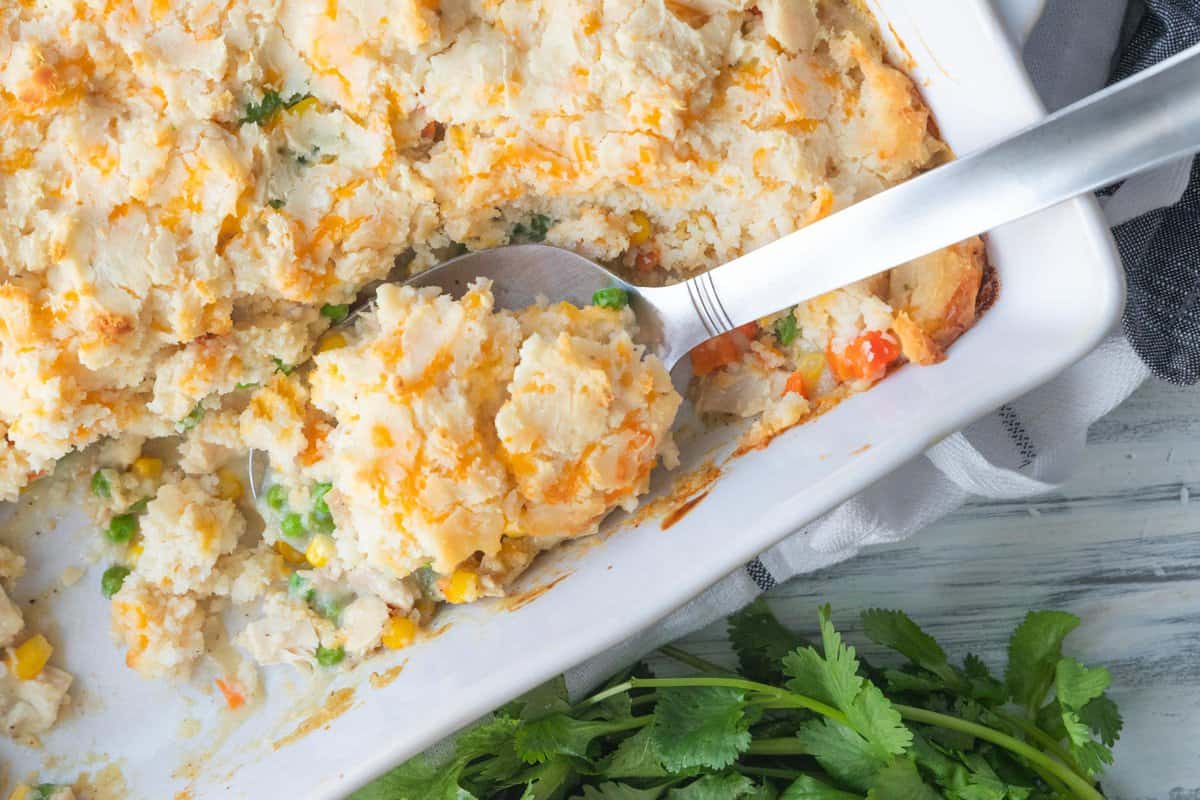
<box><xmin>735</xmin><ymin>765</ymin><xmax>807</xmax><ymax>780</ymax></box>
<box><xmin>658</xmin><ymin>645</ymin><xmax>731</xmax><ymax>675</ymax></box>
<box><xmin>745</xmin><ymin>737</ymin><xmax>808</xmax><ymax>756</ymax></box>
<box><xmin>894</xmin><ymin>705</ymin><xmax>1104</xmax><ymax>800</ymax></box>
<box><xmin>988</xmin><ymin>708</ymin><xmax>1087</xmax><ymax>779</ymax></box>
<box><xmin>628</xmin><ymin>677</ymin><xmax>849</xmax><ymax>725</ymax></box>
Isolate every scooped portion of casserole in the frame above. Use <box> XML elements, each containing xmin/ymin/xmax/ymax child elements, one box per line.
<box><xmin>0</xmin><ymin>0</ymin><xmax>984</xmax><ymax>729</ymax></box>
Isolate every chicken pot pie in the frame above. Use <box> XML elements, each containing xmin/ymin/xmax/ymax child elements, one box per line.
<box><xmin>0</xmin><ymin>0</ymin><xmax>986</xmax><ymax>737</ymax></box>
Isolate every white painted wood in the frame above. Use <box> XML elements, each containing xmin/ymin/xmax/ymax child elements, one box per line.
<box><xmin>671</xmin><ymin>379</ymin><xmax>1200</xmax><ymax>800</ymax></box>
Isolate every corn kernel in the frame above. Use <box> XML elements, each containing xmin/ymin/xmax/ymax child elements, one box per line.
<box><xmin>629</xmin><ymin>210</ymin><xmax>652</xmax><ymax>246</ymax></box>
<box><xmin>794</xmin><ymin>352</ymin><xmax>827</xmax><ymax>398</ymax></box>
<box><xmin>289</xmin><ymin>95</ymin><xmax>320</xmax><ymax>115</ymax></box>
<box><xmin>443</xmin><ymin>569</ymin><xmax>479</xmax><ymax>604</ymax></box>
<box><xmin>131</xmin><ymin>456</ymin><xmax>163</xmax><ymax>480</ymax></box>
<box><xmin>305</xmin><ymin>533</ymin><xmax>336</xmax><ymax>568</ymax></box>
<box><xmin>8</xmin><ymin>785</ymin><xmax>32</xmax><ymax>800</ymax></box>
<box><xmin>8</xmin><ymin>634</ymin><xmax>53</xmax><ymax>680</ymax></box>
<box><xmin>317</xmin><ymin>332</ymin><xmax>347</xmax><ymax>353</ymax></box>
<box><xmin>127</xmin><ymin>540</ymin><xmax>144</xmax><ymax>564</ymax></box>
<box><xmin>216</xmin><ymin>467</ymin><xmax>243</xmax><ymax>501</ymax></box>
<box><xmin>381</xmin><ymin>615</ymin><xmax>418</xmax><ymax>650</ymax></box>
<box><xmin>275</xmin><ymin>539</ymin><xmax>307</xmax><ymax>564</ymax></box>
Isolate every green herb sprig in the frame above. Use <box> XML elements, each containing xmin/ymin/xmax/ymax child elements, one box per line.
<box><xmin>240</xmin><ymin>90</ymin><xmax>313</xmax><ymax>126</ymax></box>
<box><xmin>354</xmin><ymin>602</ymin><xmax>1121</xmax><ymax>800</ymax></box>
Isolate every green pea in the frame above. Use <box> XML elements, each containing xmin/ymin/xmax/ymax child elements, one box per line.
<box><xmin>266</xmin><ymin>484</ymin><xmax>288</xmax><ymax>511</ymax></box>
<box><xmin>592</xmin><ymin>287</ymin><xmax>629</xmax><ymax>310</ymax></box>
<box><xmin>311</xmin><ymin>482</ymin><xmax>333</xmax><ymax>520</ymax></box>
<box><xmin>280</xmin><ymin>512</ymin><xmax>305</xmax><ymax>539</ymax></box>
<box><xmin>315</xmin><ymin>645</ymin><xmax>345</xmax><ymax>667</ymax></box>
<box><xmin>101</xmin><ymin>565</ymin><xmax>131</xmax><ymax>599</ymax></box>
<box><xmin>309</xmin><ymin>514</ymin><xmax>335</xmax><ymax>534</ymax></box>
<box><xmin>268</xmin><ymin>198</ymin><xmax>285</xmax><ymax>210</ymax></box>
<box><xmin>31</xmin><ymin>785</ymin><xmax>66</xmax><ymax>800</ymax></box>
<box><xmin>320</xmin><ymin>304</ymin><xmax>350</xmax><ymax>323</ymax></box>
<box><xmin>288</xmin><ymin>571</ymin><xmax>315</xmax><ymax>603</ymax></box>
<box><xmin>106</xmin><ymin>514</ymin><xmax>138</xmax><ymax>543</ymax></box>
<box><xmin>90</xmin><ymin>470</ymin><xmax>112</xmax><ymax>499</ymax></box>
<box><xmin>178</xmin><ymin>404</ymin><xmax>205</xmax><ymax>431</ymax></box>
<box><xmin>314</xmin><ymin>593</ymin><xmax>344</xmax><ymax>622</ymax></box>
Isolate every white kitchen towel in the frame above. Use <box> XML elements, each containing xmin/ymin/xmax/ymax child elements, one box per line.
<box><xmin>568</xmin><ymin>0</ymin><xmax>1186</xmax><ymax>694</ymax></box>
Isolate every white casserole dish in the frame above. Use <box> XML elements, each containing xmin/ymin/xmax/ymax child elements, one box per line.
<box><xmin>0</xmin><ymin>1</ymin><xmax>1123</xmax><ymax>796</ymax></box>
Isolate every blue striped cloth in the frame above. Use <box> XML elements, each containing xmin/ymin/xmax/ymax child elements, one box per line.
<box><xmin>1111</xmin><ymin>0</ymin><xmax>1200</xmax><ymax>383</ymax></box>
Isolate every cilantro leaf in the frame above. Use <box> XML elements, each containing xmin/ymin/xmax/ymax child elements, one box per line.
<box><xmin>576</xmin><ymin>783</ymin><xmax>667</xmax><ymax>800</ymax></box>
<box><xmin>780</xmin><ymin>775</ymin><xmax>865</xmax><ymax>800</ymax></box>
<box><xmin>785</xmin><ymin>607</ymin><xmax>910</xmax><ymax>761</ymax></box>
<box><xmin>602</xmin><ymin>728</ymin><xmax>668</xmax><ymax>779</ymax></box>
<box><xmin>457</xmin><ymin>716</ymin><xmax>525</xmax><ymax>785</ymax></box>
<box><xmin>794</xmin><ymin>719</ymin><xmax>887</xmax><ymax>792</ymax></box>
<box><xmin>844</xmin><ymin>682</ymin><xmax>912</xmax><ymax>760</ymax></box>
<box><xmin>1061</xmin><ymin>711</ymin><xmax>1113</xmax><ymax>776</ymax></box>
<box><xmin>348</xmin><ymin>755</ymin><xmax>475</xmax><ymax>800</ymax></box>
<box><xmin>1054</xmin><ymin>658</ymin><xmax>1110</xmax><ymax>711</ymax></box>
<box><xmin>1077</xmin><ymin>694</ymin><xmax>1123</xmax><ymax>746</ymax></box>
<box><xmin>516</xmin><ymin>756</ymin><xmax>578</xmax><ymax>800</ymax></box>
<box><xmin>783</xmin><ymin>606</ymin><xmax>863</xmax><ymax>710</ymax></box>
<box><xmin>650</xmin><ymin>687</ymin><xmax>751</xmax><ymax>771</ymax></box>
<box><xmin>865</xmin><ymin>758</ymin><xmax>940</xmax><ymax>800</ymax></box>
<box><xmin>516</xmin><ymin>675</ymin><xmax>573</xmax><ymax>721</ymax></box>
<box><xmin>961</xmin><ymin>654</ymin><xmax>1008</xmax><ymax>706</ymax></box>
<box><xmin>668</xmin><ymin>774</ymin><xmax>757</xmax><ymax>799</ymax></box>
<box><xmin>516</xmin><ymin>714</ymin><xmax>624</xmax><ymax>764</ymax></box>
<box><xmin>1004</xmin><ymin>611</ymin><xmax>1080</xmax><ymax>712</ymax></box>
<box><xmin>729</xmin><ymin>598</ymin><xmax>810</xmax><ymax>684</ymax></box>
<box><xmin>861</xmin><ymin>610</ymin><xmax>947</xmax><ymax>672</ymax></box>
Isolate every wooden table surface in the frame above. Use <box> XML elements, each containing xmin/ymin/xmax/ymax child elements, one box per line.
<box><xmin>671</xmin><ymin>378</ymin><xmax>1200</xmax><ymax>800</ymax></box>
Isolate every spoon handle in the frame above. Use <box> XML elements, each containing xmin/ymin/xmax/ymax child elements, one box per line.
<box><xmin>649</xmin><ymin>41</ymin><xmax>1200</xmax><ymax>360</ymax></box>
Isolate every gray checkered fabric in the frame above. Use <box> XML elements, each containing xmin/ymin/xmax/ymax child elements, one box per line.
<box><xmin>1112</xmin><ymin>0</ymin><xmax>1200</xmax><ymax>383</ymax></box>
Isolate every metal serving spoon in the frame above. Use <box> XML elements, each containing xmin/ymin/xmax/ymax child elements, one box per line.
<box><xmin>249</xmin><ymin>42</ymin><xmax>1200</xmax><ymax>496</ymax></box>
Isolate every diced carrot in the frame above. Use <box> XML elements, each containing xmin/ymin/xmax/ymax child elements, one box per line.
<box><xmin>690</xmin><ymin>322</ymin><xmax>759</xmax><ymax>376</ymax></box>
<box><xmin>634</xmin><ymin>246</ymin><xmax>661</xmax><ymax>272</ymax></box>
<box><xmin>827</xmin><ymin>330</ymin><xmax>901</xmax><ymax>383</ymax></box>
<box><xmin>215</xmin><ymin>678</ymin><xmax>245</xmax><ymax>710</ymax></box>
<box><xmin>783</xmin><ymin>370</ymin><xmax>808</xmax><ymax>398</ymax></box>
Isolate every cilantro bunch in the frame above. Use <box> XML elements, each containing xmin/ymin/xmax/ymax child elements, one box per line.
<box><xmin>354</xmin><ymin>602</ymin><xmax>1121</xmax><ymax>800</ymax></box>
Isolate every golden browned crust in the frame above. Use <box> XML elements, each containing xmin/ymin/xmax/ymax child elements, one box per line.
<box><xmin>887</xmin><ymin>237</ymin><xmax>986</xmax><ymax>348</ymax></box>
<box><xmin>892</xmin><ymin>311</ymin><xmax>945</xmax><ymax>366</ymax></box>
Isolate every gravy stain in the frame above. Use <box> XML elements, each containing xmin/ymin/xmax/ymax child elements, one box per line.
<box><xmin>502</xmin><ymin>573</ymin><xmax>572</xmax><ymax>612</ymax></box>
<box><xmin>887</xmin><ymin>22</ymin><xmax>917</xmax><ymax>70</ymax></box>
<box><xmin>629</xmin><ymin>460</ymin><xmax>722</xmax><ymax>529</ymax></box>
<box><xmin>661</xmin><ymin>490</ymin><xmax>711</xmax><ymax>531</ymax></box>
<box><xmin>272</xmin><ymin>687</ymin><xmax>356</xmax><ymax>751</ymax></box>
<box><xmin>368</xmin><ymin>662</ymin><xmax>407</xmax><ymax>690</ymax></box>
